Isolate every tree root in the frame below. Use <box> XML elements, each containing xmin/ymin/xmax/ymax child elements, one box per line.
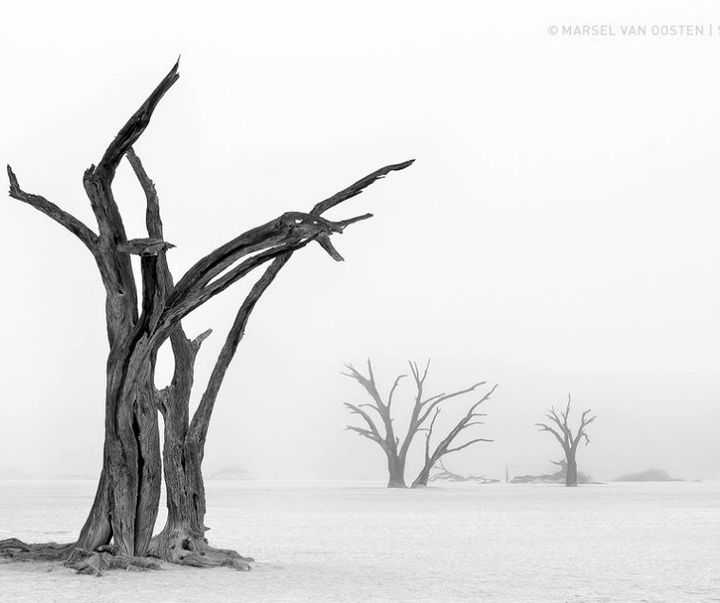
<box><xmin>148</xmin><ymin>531</ymin><xmax>253</xmax><ymax>571</ymax></box>
<box><xmin>0</xmin><ymin>538</ymin><xmax>160</xmax><ymax>575</ymax></box>
<box><xmin>172</xmin><ymin>544</ymin><xmax>253</xmax><ymax>571</ymax></box>
<box><xmin>1</xmin><ymin>536</ymin><xmax>253</xmax><ymax>574</ymax></box>
<box><xmin>67</xmin><ymin>549</ymin><xmax>161</xmax><ymax>576</ymax></box>
<box><xmin>0</xmin><ymin>538</ymin><xmax>75</xmax><ymax>562</ymax></box>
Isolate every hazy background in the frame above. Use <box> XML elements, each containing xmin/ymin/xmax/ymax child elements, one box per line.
<box><xmin>0</xmin><ymin>1</ymin><xmax>718</xmax><ymax>483</ymax></box>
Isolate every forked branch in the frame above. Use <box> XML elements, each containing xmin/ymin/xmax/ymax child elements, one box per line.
<box><xmin>536</xmin><ymin>394</ymin><xmax>596</xmax><ymax>453</ymax></box>
<box><xmin>412</xmin><ymin>383</ymin><xmax>497</xmax><ymax>487</ymax></box>
<box><xmin>342</xmin><ymin>361</ymin><xmax>396</xmax><ymax>452</ymax></box>
<box><xmin>7</xmin><ymin>165</ymin><xmax>98</xmax><ymax>252</ymax></box>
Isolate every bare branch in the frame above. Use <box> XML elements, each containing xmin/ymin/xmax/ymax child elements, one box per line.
<box><xmin>544</xmin><ymin>406</ymin><xmax>572</xmax><ymax>448</ymax></box>
<box><xmin>188</xmin><ymin>255</ymin><xmax>291</xmax><ymax>447</ymax></box>
<box><xmin>387</xmin><ymin>374</ymin><xmax>407</xmax><ymax>411</ymax></box>
<box><xmin>342</xmin><ymin>361</ymin><xmax>387</xmax><ymax>412</ymax></box>
<box><xmin>311</xmin><ymin>160</ymin><xmax>415</xmax><ymax>215</ymax></box>
<box><xmin>7</xmin><ymin>165</ymin><xmax>98</xmax><ymax>252</ymax></box>
<box><xmin>536</xmin><ymin>422</ymin><xmax>567</xmax><ymax>449</ymax></box>
<box><xmin>420</xmin><ymin>359</ymin><xmax>431</xmax><ymax>384</ymax></box>
<box><xmin>462</xmin><ymin>420</ymin><xmax>486</xmax><ymax>429</ymax></box>
<box><xmin>95</xmin><ymin>60</ymin><xmax>180</xmax><ymax>182</ymax></box>
<box><xmin>358</xmin><ymin>402</ymin><xmax>385</xmax><ymax>418</ymax></box>
<box><xmin>316</xmin><ymin>235</ymin><xmax>344</xmax><ymax>261</ymax></box>
<box><xmin>572</xmin><ymin>408</ymin><xmax>597</xmax><ymax>448</ymax></box>
<box><xmin>396</xmin><ymin>359</ymin><xmax>431</xmax><ymax>456</ymax></box>
<box><xmin>343</xmin><ymin>402</ymin><xmax>385</xmax><ymax>443</ymax></box>
<box><xmin>419</xmin><ymin>393</ymin><xmax>445</xmax><ymax>407</ymax></box>
<box><xmin>163</xmin><ymin>212</ymin><xmax>365</xmax><ymax>328</ymax></box>
<box><xmin>125</xmin><ymin>147</ymin><xmax>162</xmax><ymax>239</ymax></box>
<box><xmin>416</xmin><ymin>381</ymin><xmax>487</xmax><ymax>427</ymax></box>
<box><xmin>345</xmin><ymin>425</ymin><xmax>382</xmax><ymax>444</ymax></box>
<box><xmin>366</xmin><ymin>358</ymin><xmax>376</xmax><ymax>385</ymax></box>
<box><xmin>423</xmin><ymin>408</ymin><xmax>441</xmax><ymax>462</ymax></box>
<box><xmin>192</xmin><ymin>329</ymin><xmax>213</xmax><ymax>349</ymax></box>
<box><xmin>466</xmin><ymin>384</ymin><xmax>498</xmax><ymax>413</ymax></box>
<box><xmin>444</xmin><ymin>437</ymin><xmax>494</xmax><ymax>455</ymax></box>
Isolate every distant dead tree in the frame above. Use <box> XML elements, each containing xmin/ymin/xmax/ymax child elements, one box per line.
<box><xmin>343</xmin><ymin>360</ymin><xmax>497</xmax><ymax>488</ymax></box>
<box><xmin>536</xmin><ymin>395</ymin><xmax>596</xmax><ymax>487</ymax></box>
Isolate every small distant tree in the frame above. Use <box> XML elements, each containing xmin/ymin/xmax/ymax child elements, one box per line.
<box><xmin>342</xmin><ymin>360</ymin><xmax>497</xmax><ymax>488</ymax></box>
<box><xmin>536</xmin><ymin>395</ymin><xmax>596</xmax><ymax>487</ymax></box>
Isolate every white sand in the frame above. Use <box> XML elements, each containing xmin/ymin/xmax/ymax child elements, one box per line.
<box><xmin>1</xmin><ymin>480</ymin><xmax>718</xmax><ymax>602</ymax></box>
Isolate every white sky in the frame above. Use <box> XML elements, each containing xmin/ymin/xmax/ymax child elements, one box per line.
<box><xmin>0</xmin><ymin>1</ymin><xmax>718</xmax><ymax>482</ymax></box>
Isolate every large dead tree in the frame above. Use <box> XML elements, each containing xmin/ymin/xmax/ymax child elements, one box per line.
<box><xmin>0</xmin><ymin>61</ymin><xmax>412</xmax><ymax>573</ymax></box>
<box><xmin>536</xmin><ymin>395</ymin><xmax>596</xmax><ymax>487</ymax></box>
<box><xmin>343</xmin><ymin>360</ymin><xmax>497</xmax><ymax>488</ymax></box>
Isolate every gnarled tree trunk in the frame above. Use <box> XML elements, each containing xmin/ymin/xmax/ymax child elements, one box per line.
<box><xmin>0</xmin><ymin>61</ymin><xmax>413</xmax><ymax>572</ymax></box>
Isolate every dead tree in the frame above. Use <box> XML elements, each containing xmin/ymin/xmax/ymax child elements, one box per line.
<box><xmin>343</xmin><ymin>360</ymin><xmax>496</xmax><ymax>488</ymax></box>
<box><xmin>0</xmin><ymin>61</ymin><xmax>413</xmax><ymax>572</ymax></box>
<box><xmin>536</xmin><ymin>395</ymin><xmax>596</xmax><ymax>487</ymax></box>
<box><xmin>411</xmin><ymin>382</ymin><xmax>496</xmax><ymax>488</ymax></box>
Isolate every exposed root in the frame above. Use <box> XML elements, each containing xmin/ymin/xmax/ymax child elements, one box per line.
<box><xmin>0</xmin><ymin>538</ymin><xmax>75</xmax><ymax>562</ymax></box>
<box><xmin>148</xmin><ymin>530</ymin><xmax>253</xmax><ymax>570</ymax></box>
<box><xmin>1</xmin><ymin>535</ymin><xmax>252</xmax><ymax>573</ymax></box>
<box><xmin>67</xmin><ymin>551</ymin><xmax>161</xmax><ymax>576</ymax></box>
<box><xmin>172</xmin><ymin>545</ymin><xmax>253</xmax><ymax>571</ymax></box>
<box><xmin>0</xmin><ymin>538</ymin><xmax>159</xmax><ymax>576</ymax></box>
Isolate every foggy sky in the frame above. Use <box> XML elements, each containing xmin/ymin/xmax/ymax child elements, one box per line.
<box><xmin>0</xmin><ymin>0</ymin><xmax>718</xmax><ymax>483</ymax></box>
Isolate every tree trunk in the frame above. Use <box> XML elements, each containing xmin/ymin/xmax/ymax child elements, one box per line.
<box><xmin>132</xmin><ymin>369</ymin><xmax>162</xmax><ymax>554</ymax></box>
<box><xmin>565</xmin><ymin>454</ymin><xmax>578</xmax><ymax>487</ymax></box>
<box><xmin>73</xmin><ymin>346</ymin><xmax>162</xmax><ymax>557</ymax></box>
<box><xmin>410</xmin><ymin>464</ymin><xmax>432</xmax><ymax>488</ymax></box>
<box><xmin>146</xmin><ymin>431</ymin><xmax>250</xmax><ymax>569</ymax></box>
<box><xmin>75</xmin><ymin>468</ymin><xmax>113</xmax><ymax>552</ymax></box>
<box><xmin>386</xmin><ymin>454</ymin><xmax>407</xmax><ymax>488</ymax></box>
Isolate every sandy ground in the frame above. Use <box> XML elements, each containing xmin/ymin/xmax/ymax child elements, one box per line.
<box><xmin>1</xmin><ymin>480</ymin><xmax>718</xmax><ymax>602</ymax></box>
